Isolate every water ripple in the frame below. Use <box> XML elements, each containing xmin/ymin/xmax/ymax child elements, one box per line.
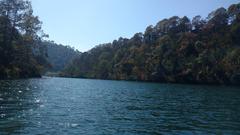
<box><xmin>0</xmin><ymin>78</ymin><xmax>240</xmax><ymax>134</ymax></box>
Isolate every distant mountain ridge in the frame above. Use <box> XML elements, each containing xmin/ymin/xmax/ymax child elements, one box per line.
<box><xmin>44</xmin><ymin>41</ymin><xmax>80</xmax><ymax>72</ymax></box>
<box><xmin>61</xmin><ymin>3</ymin><xmax>240</xmax><ymax>85</ymax></box>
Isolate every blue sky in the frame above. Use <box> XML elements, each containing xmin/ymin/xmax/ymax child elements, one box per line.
<box><xmin>32</xmin><ymin>0</ymin><xmax>240</xmax><ymax>52</ymax></box>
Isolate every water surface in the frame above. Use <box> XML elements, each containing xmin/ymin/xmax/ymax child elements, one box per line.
<box><xmin>0</xmin><ymin>77</ymin><xmax>240</xmax><ymax>135</ymax></box>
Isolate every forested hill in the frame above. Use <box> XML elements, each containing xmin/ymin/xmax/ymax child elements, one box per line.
<box><xmin>62</xmin><ymin>3</ymin><xmax>240</xmax><ymax>85</ymax></box>
<box><xmin>44</xmin><ymin>41</ymin><xmax>80</xmax><ymax>72</ymax></box>
<box><xmin>0</xmin><ymin>0</ymin><xmax>49</xmax><ymax>79</ymax></box>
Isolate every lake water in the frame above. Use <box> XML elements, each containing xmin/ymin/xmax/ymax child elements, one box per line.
<box><xmin>0</xmin><ymin>77</ymin><xmax>240</xmax><ymax>135</ymax></box>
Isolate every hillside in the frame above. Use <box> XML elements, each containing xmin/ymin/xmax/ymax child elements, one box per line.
<box><xmin>0</xmin><ymin>0</ymin><xmax>48</xmax><ymax>79</ymax></box>
<box><xmin>44</xmin><ymin>41</ymin><xmax>80</xmax><ymax>72</ymax></box>
<box><xmin>62</xmin><ymin>3</ymin><xmax>240</xmax><ymax>85</ymax></box>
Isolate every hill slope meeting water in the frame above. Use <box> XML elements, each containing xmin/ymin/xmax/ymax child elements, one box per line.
<box><xmin>44</xmin><ymin>41</ymin><xmax>80</xmax><ymax>73</ymax></box>
<box><xmin>0</xmin><ymin>0</ymin><xmax>49</xmax><ymax>79</ymax></box>
<box><xmin>0</xmin><ymin>0</ymin><xmax>80</xmax><ymax>79</ymax></box>
<box><xmin>61</xmin><ymin>3</ymin><xmax>240</xmax><ymax>85</ymax></box>
<box><xmin>1</xmin><ymin>0</ymin><xmax>240</xmax><ymax>135</ymax></box>
<box><xmin>0</xmin><ymin>0</ymin><xmax>240</xmax><ymax>86</ymax></box>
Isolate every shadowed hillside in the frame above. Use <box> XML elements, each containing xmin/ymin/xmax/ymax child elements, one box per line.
<box><xmin>43</xmin><ymin>41</ymin><xmax>80</xmax><ymax>72</ymax></box>
<box><xmin>0</xmin><ymin>0</ymin><xmax>49</xmax><ymax>79</ymax></box>
<box><xmin>62</xmin><ymin>3</ymin><xmax>240</xmax><ymax>85</ymax></box>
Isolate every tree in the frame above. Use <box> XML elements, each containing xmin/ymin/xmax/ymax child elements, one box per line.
<box><xmin>0</xmin><ymin>0</ymin><xmax>48</xmax><ymax>79</ymax></box>
<box><xmin>62</xmin><ymin>3</ymin><xmax>240</xmax><ymax>85</ymax></box>
<box><xmin>192</xmin><ymin>15</ymin><xmax>206</xmax><ymax>32</ymax></box>
<box><xmin>178</xmin><ymin>16</ymin><xmax>192</xmax><ymax>32</ymax></box>
<box><xmin>207</xmin><ymin>7</ymin><xmax>228</xmax><ymax>28</ymax></box>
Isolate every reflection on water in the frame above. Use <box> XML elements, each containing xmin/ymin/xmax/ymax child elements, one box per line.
<box><xmin>0</xmin><ymin>77</ymin><xmax>240</xmax><ymax>134</ymax></box>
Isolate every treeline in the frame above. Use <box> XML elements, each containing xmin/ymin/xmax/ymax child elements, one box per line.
<box><xmin>44</xmin><ymin>41</ymin><xmax>80</xmax><ymax>72</ymax></box>
<box><xmin>0</xmin><ymin>0</ymin><xmax>48</xmax><ymax>79</ymax></box>
<box><xmin>62</xmin><ymin>3</ymin><xmax>240</xmax><ymax>85</ymax></box>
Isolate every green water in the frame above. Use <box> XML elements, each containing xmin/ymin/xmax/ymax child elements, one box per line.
<box><xmin>0</xmin><ymin>77</ymin><xmax>240</xmax><ymax>135</ymax></box>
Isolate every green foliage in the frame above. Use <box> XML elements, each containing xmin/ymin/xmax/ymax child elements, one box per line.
<box><xmin>62</xmin><ymin>3</ymin><xmax>240</xmax><ymax>85</ymax></box>
<box><xmin>42</xmin><ymin>41</ymin><xmax>80</xmax><ymax>72</ymax></box>
<box><xmin>0</xmin><ymin>0</ymin><xmax>48</xmax><ymax>79</ymax></box>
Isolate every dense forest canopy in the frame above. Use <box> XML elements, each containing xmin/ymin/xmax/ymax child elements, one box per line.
<box><xmin>62</xmin><ymin>3</ymin><xmax>240</xmax><ymax>85</ymax></box>
<box><xmin>44</xmin><ymin>41</ymin><xmax>80</xmax><ymax>72</ymax></box>
<box><xmin>1</xmin><ymin>0</ymin><xmax>240</xmax><ymax>85</ymax></box>
<box><xmin>0</xmin><ymin>0</ymin><xmax>48</xmax><ymax>79</ymax></box>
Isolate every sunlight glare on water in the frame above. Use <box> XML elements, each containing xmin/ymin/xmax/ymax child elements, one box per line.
<box><xmin>0</xmin><ymin>77</ymin><xmax>240</xmax><ymax>135</ymax></box>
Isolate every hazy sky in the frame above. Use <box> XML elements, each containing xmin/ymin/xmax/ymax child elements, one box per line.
<box><xmin>32</xmin><ymin>0</ymin><xmax>239</xmax><ymax>52</ymax></box>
